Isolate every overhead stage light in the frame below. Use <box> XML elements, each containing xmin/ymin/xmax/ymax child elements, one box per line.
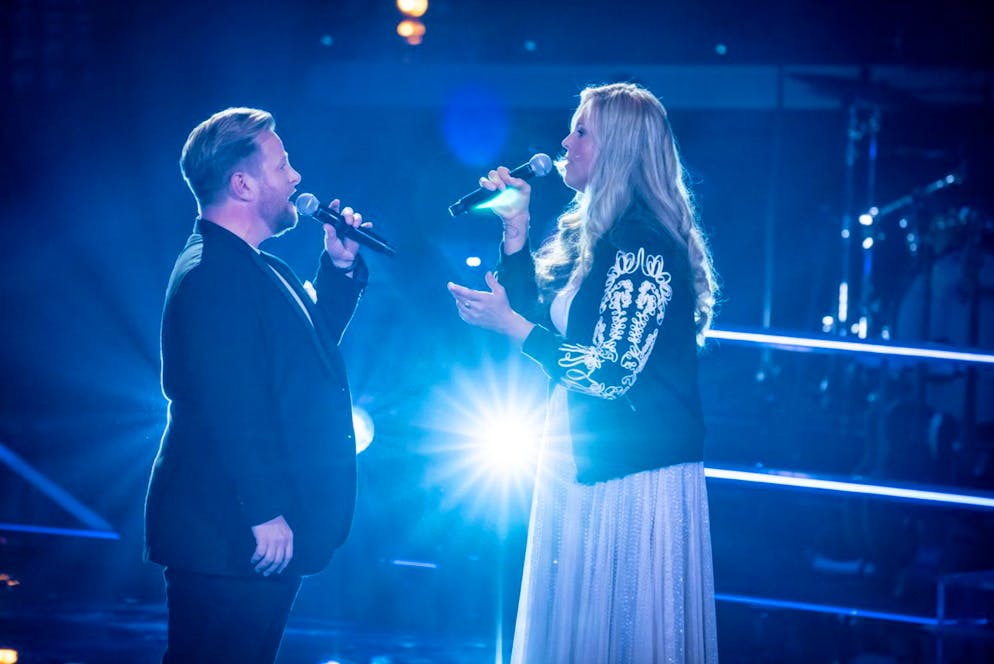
<box><xmin>397</xmin><ymin>19</ymin><xmax>426</xmax><ymax>45</ymax></box>
<box><xmin>396</xmin><ymin>0</ymin><xmax>428</xmax><ymax>45</ymax></box>
<box><xmin>397</xmin><ymin>0</ymin><xmax>428</xmax><ymax>18</ymax></box>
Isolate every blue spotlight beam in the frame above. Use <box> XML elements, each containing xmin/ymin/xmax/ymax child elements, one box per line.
<box><xmin>706</xmin><ymin>326</ymin><xmax>994</xmax><ymax>365</ymax></box>
<box><xmin>705</xmin><ymin>465</ymin><xmax>994</xmax><ymax>510</ymax></box>
<box><xmin>715</xmin><ymin>592</ymin><xmax>940</xmax><ymax>626</ymax></box>
<box><xmin>0</xmin><ymin>523</ymin><xmax>120</xmax><ymax>540</ymax></box>
<box><xmin>0</xmin><ymin>441</ymin><xmax>118</xmax><ymax>534</ymax></box>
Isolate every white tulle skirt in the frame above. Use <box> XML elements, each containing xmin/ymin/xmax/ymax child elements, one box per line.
<box><xmin>510</xmin><ymin>386</ymin><xmax>719</xmax><ymax>663</ymax></box>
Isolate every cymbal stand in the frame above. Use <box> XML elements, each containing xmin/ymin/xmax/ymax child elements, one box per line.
<box><xmin>836</xmin><ymin>102</ymin><xmax>859</xmax><ymax>336</ymax></box>
<box><xmin>857</xmin><ymin>106</ymin><xmax>882</xmax><ymax>339</ymax></box>
<box><xmin>835</xmin><ymin>100</ymin><xmax>881</xmax><ymax>338</ymax></box>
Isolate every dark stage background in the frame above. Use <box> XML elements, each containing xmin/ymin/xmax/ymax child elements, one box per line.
<box><xmin>2</xmin><ymin>1</ymin><xmax>993</xmax><ymax>662</ymax></box>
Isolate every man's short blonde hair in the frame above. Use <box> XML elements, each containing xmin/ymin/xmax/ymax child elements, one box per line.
<box><xmin>180</xmin><ymin>107</ymin><xmax>275</xmax><ymax>209</ymax></box>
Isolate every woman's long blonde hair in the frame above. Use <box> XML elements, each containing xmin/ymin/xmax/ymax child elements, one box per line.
<box><xmin>534</xmin><ymin>82</ymin><xmax>718</xmax><ymax>345</ymax></box>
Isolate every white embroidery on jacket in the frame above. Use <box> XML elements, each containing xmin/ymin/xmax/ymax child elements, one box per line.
<box><xmin>557</xmin><ymin>247</ymin><xmax>672</xmax><ymax>399</ymax></box>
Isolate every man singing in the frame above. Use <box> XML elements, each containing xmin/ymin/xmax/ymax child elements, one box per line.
<box><xmin>145</xmin><ymin>107</ymin><xmax>368</xmax><ymax>663</ymax></box>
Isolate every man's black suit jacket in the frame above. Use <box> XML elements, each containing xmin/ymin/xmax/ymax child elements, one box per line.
<box><xmin>145</xmin><ymin>219</ymin><xmax>365</xmax><ymax>577</ymax></box>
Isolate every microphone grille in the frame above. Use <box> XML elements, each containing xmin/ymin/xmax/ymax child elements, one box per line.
<box><xmin>295</xmin><ymin>193</ymin><xmax>320</xmax><ymax>216</ymax></box>
<box><xmin>529</xmin><ymin>153</ymin><xmax>553</xmax><ymax>177</ymax></box>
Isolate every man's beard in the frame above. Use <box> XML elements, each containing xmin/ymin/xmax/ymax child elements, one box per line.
<box><xmin>271</xmin><ymin>204</ymin><xmax>298</xmax><ymax>236</ymax></box>
<box><xmin>261</xmin><ymin>189</ymin><xmax>298</xmax><ymax>237</ymax></box>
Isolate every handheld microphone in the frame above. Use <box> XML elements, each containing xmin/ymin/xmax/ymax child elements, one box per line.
<box><xmin>448</xmin><ymin>153</ymin><xmax>554</xmax><ymax>217</ymax></box>
<box><xmin>295</xmin><ymin>193</ymin><xmax>396</xmax><ymax>257</ymax></box>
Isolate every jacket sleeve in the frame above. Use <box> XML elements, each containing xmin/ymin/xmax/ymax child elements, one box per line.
<box><xmin>162</xmin><ymin>267</ymin><xmax>293</xmax><ymax>527</ymax></box>
<box><xmin>521</xmin><ymin>245</ymin><xmax>673</xmax><ymax>400</ymax></box>
<box><xmin>311</xmin><ymin>252</ymin><xmax>368</xmax><ymax>345</ymax></box>
<box><xmin>496</xmin><ymin>241</ymin><xmax>551</xmax><ymax>328</ymax></box>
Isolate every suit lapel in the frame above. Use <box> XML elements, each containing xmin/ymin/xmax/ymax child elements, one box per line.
<box><xmin>253</xmin><ymin>251</ymin><xmax>342</xmax><ymax>379</ymax></box>
<box><xmin>194</xmin><ymin>219</ymin><xmax>345</xmax><ymax>381</ymax></box>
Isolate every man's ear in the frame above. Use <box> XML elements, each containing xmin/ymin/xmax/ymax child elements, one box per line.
<box><xmin>228</xmin><ymin>170</ymin><xmax>256</xmax><ymax>202</ymax></box>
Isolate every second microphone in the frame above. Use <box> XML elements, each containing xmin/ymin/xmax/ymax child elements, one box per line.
<box><xmin>295</xmin><ymin>193</ymin><xmax>397</xmax><ymax>257</ymax></box>
<box><xmin>448</xmin><ymin>153</ymin><xmax>553</xmax><ymax>217</ymax></box>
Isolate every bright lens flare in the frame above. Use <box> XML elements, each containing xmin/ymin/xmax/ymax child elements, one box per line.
<box><xmin>425</xmin><ymin>359</ymin><xmax>547</xmax><ymax>520</ymax></box>
<box><xmin>352</xmin><ymin>406</ymin><xmax>374</xmax><ymax>454</ymax></box>
<box><xmin>475</xmin><ymin>415</ymin><xmax>540</xmax><ymax>475</ymax></box>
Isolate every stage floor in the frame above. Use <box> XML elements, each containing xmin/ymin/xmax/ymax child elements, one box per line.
<box><xmin>1</xmin><ymin>600</ymin><xmax>498</xmax><ymax>664</ymax></box>
<box><xmin>3</xmin><ymin>598</ymin><xmax>993</xmax><ymax>663</ymax></box>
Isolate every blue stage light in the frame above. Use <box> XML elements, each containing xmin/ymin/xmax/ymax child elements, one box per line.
<box><xmin>705</xmin><ymin>465</ymin><xmax>994</xmax><ymax>510</ymax></box>
<box><xmin>443</xmin><ymin>85</ymin><xmax>508</xmax><ymax>168</ymax></box>
<box><xmin>715</xmin><ymin>593</ymin><xmax>940</xmax><ymax>626</ymax></box>
<box><xmin>0</xmin><ymin>523</ymin><xmax>119</xmax><ymax>539</ymax></box>
<box><xmin>424</xmin><ymin>361</ymin><xmax>545</xmax><ymax>518</ymax></box>
<box><xmin>474</xmin><ymin>414</ymin><xmax>540</xmax><ymax>476</ymax></box>
<box><xmin>0</xmin><ymin>442</ymin><xmax>118</xmax><ymax>535</ymax></box>
<box><xmin>706</xmin><ymin>327</ymin><xmax>994</xmax><ymax>365</ymax></box>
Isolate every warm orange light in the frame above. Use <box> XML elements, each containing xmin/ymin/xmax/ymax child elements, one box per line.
<box><xmin>396</xmin><ymin>19</ymin><xmax>426</xmax><ymax>45</ymax></box>
<box><xmin>397</xmin><ymin>0</ymin><xmax>428</xmax><ymax>18</ymax></box>
<box><xmin>0</xmin><ymin>649</ymin><xmax>19</xmax><ymax>664</ymax></box>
